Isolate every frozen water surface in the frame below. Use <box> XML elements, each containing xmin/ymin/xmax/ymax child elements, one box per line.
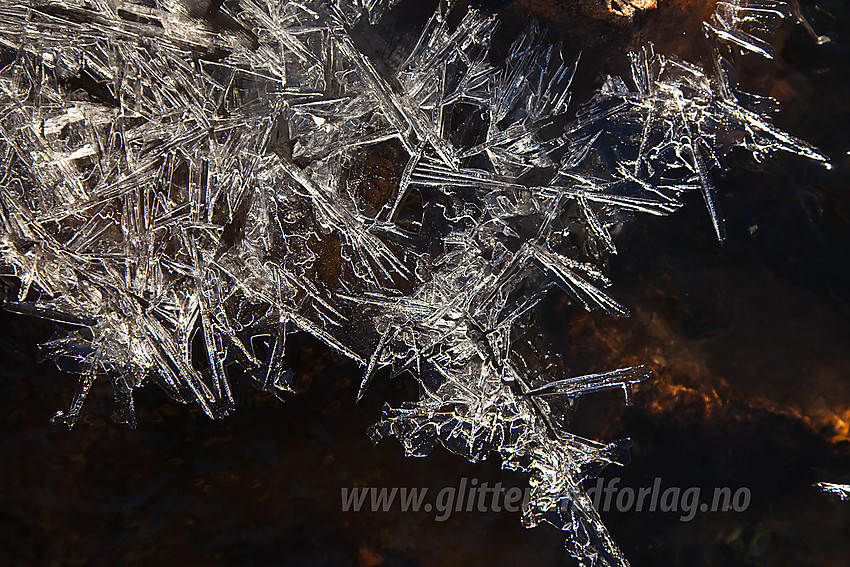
<box><xmin>0</xmin><ymin>0</ymin><xmax>832</xmax><ymax>564</ymax></box>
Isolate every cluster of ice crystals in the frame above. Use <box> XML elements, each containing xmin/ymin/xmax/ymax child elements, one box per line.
<box><xmin>0</xmin><ymin>0</ymin><xmax>829</xmax><ymax>564</ymax></box>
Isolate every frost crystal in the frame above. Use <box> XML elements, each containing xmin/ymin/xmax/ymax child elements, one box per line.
<box><xmin>817</xmin><ymin>482</ymin><xmax>850</xmax><ymax>502</ymax></box>
<box><xmin>0</xmin><ymin>0</ymin><xmax>829</xmax><ymax>565</ymax></box>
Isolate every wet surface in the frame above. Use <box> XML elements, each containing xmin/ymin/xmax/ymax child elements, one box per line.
<box><xmin>2</xmin><ymin>0</ymin><xmax>850</xmax><ymax>565</ymax></box>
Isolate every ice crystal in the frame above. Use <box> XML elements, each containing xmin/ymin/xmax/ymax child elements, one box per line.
<box><xmin>817</xmin><ymin>482</ymin><xmax>850</xmax><ymax>502</ymax></box>
<box><xmin>0</xmin><ymin>0</ymin><xmax>829</xmax><ymax>565</ymax></box>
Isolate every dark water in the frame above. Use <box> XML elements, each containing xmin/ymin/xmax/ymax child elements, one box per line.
<box><xmin>2</xmin><ymin>1</ymin><xmax>850</xmax><ymax>566</ymax></box>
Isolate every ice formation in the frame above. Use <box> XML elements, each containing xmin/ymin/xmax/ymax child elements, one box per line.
<box><xmin>817</xmin><ymin>482</ymin><xmax>850</xmax><ymax>502</ymax></box>
<box><xmin>0</xmin><ymin>0</ymin><xmax>829</xmax><ymax>564</ymax></box>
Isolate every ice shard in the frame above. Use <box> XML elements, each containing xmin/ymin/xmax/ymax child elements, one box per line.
<box><xmin>817</xmin><ymin>482</ymin><xmax>850</xmax><ymax>502</ymax></box>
